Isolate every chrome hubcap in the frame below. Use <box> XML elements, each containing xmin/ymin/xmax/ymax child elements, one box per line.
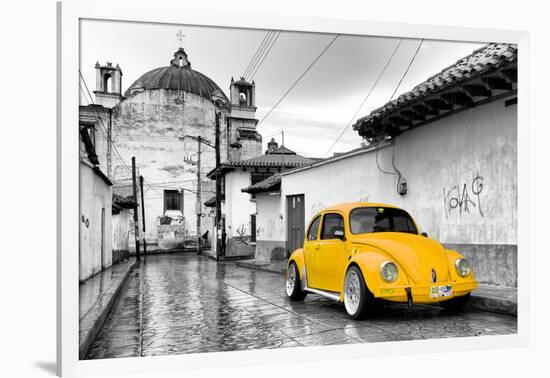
<box><xmin>344</xmin><ymin>270</ymin><xmax>361</xmax><ymax>315</ymax></box>
<box><xmin>286</xmin><ymin>264</ymin><xmax>296</xmax><ymax>296</ymax></box>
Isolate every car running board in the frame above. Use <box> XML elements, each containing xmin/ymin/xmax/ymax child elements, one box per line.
<box><xmin>301</xmin><ymin>266</ymin><xmax>341</xmax><ymax>302</ymax></box>
<box><xmin>303</xmin><ymin>287</ymin><xmax>341</xmax><ymax>301</ymax></box>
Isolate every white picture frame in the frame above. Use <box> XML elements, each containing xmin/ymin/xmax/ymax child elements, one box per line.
<box><xmin>58</xmin><ymin>1</ymin><xmax>529</xmax><ymax>376</ymax></box>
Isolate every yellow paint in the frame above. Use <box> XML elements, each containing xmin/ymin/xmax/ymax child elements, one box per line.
<box><xmin>288</xmin><ymin>202</ymin><xmax>477</xmax><ymax>304</ymax></box>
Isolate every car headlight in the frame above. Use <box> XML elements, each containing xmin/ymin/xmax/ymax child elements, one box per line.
<box><xmin>380</xmin><ymin>261</ymin><xmax>398</xmax><ymax>283</ymax></box>
<box><xmin>455</xmin><ymin>258</ymin><xmax>471</xmax><ymax>277</ymax></box>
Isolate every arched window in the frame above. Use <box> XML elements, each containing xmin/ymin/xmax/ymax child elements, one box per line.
<box><xmin>103</xmin><ymin>73</ymin><xmax>112</xmax><ymax>93</ymax></box>
<box><xmin>239</xmin><ymin>91</ymin><xmax>247</xmax><ymax>105</ymax></box>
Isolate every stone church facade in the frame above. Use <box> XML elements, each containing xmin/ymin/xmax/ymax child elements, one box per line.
<box><xmin>88</xmin><ymin>47</ymin><xmax>262</xmax><ymax>251</ymax></box>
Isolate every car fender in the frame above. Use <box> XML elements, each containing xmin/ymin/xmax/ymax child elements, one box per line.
<box><xmin>445</xmin><ymin>248</ymin><xmax>477</xmax><ymax>283</ymax></box>
<box><xmin>344</xmin><ymin>247</ymin><xmax>410</xmax><ymax>298</ymax></box>
<box><xmin>288</xmin><ymin>248</ymin><xmax>305</xmax><ymax>280</ymax></box>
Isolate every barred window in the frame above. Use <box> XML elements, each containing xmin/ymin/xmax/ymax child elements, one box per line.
<box><xmin>164</xmin><ymin>190</ymin><xmax>182</xmax><ymax>212</ymax></box>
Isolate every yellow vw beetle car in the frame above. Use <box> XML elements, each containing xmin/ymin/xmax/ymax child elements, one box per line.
<box><xmin>285</xmin><ymin>202</ymin><xmax>477</xmax><ymax>319</ymax></box>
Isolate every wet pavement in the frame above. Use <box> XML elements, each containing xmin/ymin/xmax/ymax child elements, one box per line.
<box><xmin>86</xmin><ymin>253</ymin><xmax>517</xmax><ymax>359</ymax></box>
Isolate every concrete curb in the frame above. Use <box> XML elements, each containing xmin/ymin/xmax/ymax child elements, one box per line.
<box><xmin>468</xmin><ymin>285</ymin><xmax>517</xmax><ymax>316</ymax></box>
<box><xmin>78</xmin><ymin>259</ymin><xmax>140</xmax><ymax>359</ymax></box>
<box><xmin>200</xmin><ymin>250</ymin><xmax>255</xmax><ymax>262</ymax></box>
<box><xmin>236</xmin><ymin>260</ymin><xmax>287</xmax><ymax>275</ymax></box>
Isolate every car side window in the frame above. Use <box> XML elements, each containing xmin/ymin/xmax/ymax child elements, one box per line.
<box><xmin>320</xmin><ymin>213</ymin><xmax>345</xmax><ymax>240</ymax></box>
<box><xmin>307</xmin><ymin>216</ymin><xmax>321</xmax><ymax>241</ymax></box>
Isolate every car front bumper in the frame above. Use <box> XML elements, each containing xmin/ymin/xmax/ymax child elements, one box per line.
<box><xmin>371</xmin><ymin>280</ymin><xmax>478</xmax><ymax>304</ymax></box>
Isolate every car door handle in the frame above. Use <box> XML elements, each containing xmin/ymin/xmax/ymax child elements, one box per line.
<box><xmin>314</xmin><ymin>244</ymin><xmax>320</xmax><ymax>250</ymax></box>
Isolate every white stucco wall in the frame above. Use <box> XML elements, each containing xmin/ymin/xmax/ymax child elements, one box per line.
<box><xmin>280</xmin><ymin>96</ymin><xmax>517</xmax><ymax>246</ymax></box>
<box><xmin>224</xmin><ymin>169</ymin><xmax>256</xmax><ymax>239</ymax></box>
<box><xmin>255</xmin><ymin>193</ymin><xmax>286</xmax><ymax>261</ymax></box>
<box><xmin>256</xmin><ymin>194</ymin><xmax>285</xmax><ymax>242</ymax></box>
<box><xmin>112</xmin><ymin>209</ymin><xmax>131</xmax><ymax>253</ymax></box>
<box><xmin>79</xmin><ymin>163</ymin><xmax>113</xmax><ymax>281</ymax></box>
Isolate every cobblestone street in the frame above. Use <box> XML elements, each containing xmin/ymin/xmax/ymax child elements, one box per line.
<box><xmin>86</xmin><ymin>253</ymin><xmax>517</xmax><ymax>359</ymax></box>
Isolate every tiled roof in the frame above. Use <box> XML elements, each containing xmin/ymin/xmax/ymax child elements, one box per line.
<box><xmin>207</xmin><ymin>148</ymin><xmax>316</xmax><ymax>178</ymax></box>
<box><xmin>203</xmin><ymin>196</ymin><xmax>216</xmax><ymax>207</ymax></box>
<box><xmin>241</xmin><ymin>174</ymin><xmax>281</xmax><ymax>194</ymax></box>
<box><xmin>353</xmin><ymin>43</ymin><xmax>517</xmax><ymax>139</ymax></box>
<box><xmin>225</xmin><ymin>153</ymin><xmax>314</xmax><ymax>168</ymax></box>
<box><xmin>112</xmin><ymin>193</ymin><xmax>136</xmax><ymax>211</ymax></box>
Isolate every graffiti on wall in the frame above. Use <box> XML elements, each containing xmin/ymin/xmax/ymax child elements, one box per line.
<box><xmin>310</xmin><ymin>202</ymin><xmax>327</xmax><ymax>216</ymax></box>
<box><xmin>235</xmin><ymin>224</ymin><xmax>250</xmax><ymax>245</ymax></box>
<box><xmin>358</xmin><ymin>193</ymin><xmax>370</xmax><ymax>202</ymax></box>
<box><xmin>443</xmin><ymin>174</ymin><xmax>485</xmax><ymax>219</ymax></box>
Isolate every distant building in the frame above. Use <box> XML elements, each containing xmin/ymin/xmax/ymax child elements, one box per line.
<box><xmin>84</xmin><ymin>47</ymin><xmax>262</xmax><ymax>251</ymax></box>
<box><xmin>249</xmin><ymin>43</ymin><xmax>518</xmax><ymax>288</ymax></box>
<box><xmin>208</xmin><ymin>139</ymin><xmax>316</xmax><ymax>257</ymax></box>
<box><xmin>78</xmin><ymin>104</ymin><xmax>114</xmax><ymax>281</ymax></box>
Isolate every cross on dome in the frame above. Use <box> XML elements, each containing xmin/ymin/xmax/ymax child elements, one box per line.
<box><xmin>176</xmin><ymin>30</ymin><xmax>186</xmax><ymax>48</ymax></box>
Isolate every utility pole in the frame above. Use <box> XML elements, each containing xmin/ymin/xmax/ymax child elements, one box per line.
<box><xmin>215</xmin><ymin>111</ymin><xmax>223</xmax><ymax>259</ymax></box>
<box><xmin>131</xmin><ymin>157</ymin><xmax>141</xmax><ymax>261</ymax></box>
<box><xmin>196</xmin><ymin>136</ymin><xmax>202</xmax><ymax>255</ymax></box>
<box><xmin>139</xmin><ymin>175</ymin><xmax>147</xmax><ymax>255</ymax></box>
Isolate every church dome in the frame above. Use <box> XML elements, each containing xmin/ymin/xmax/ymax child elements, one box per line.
<box><xmin>124</xmin><ymin>48</ymin><xmax>229</xmax><ymax>102</ymax></box>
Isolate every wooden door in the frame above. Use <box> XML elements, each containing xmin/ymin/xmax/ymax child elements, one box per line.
<box><xmin>286</xmin><ymin>194</ymin><xmax>305</xmax><ymax>258</ymax></box>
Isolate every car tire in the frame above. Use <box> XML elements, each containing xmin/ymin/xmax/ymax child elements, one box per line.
<box><xmin>286</xmin><ymin>262</ymin><xmax>307</xmax><ymax>301</ymax></box>
<box><xmin>343</xmin><ymin>266</ymin><xmax>376</xmax><ymax>320</ymax></box>
<box><xmin>439</xmin><ymin>293</ymin><xmax>471</xmax><ymax>311</ymax></box>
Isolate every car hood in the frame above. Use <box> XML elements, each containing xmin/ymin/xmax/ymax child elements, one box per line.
<box><xmin>352</xmin><ymin>232</ymin><xmax>451</xmax><ymax>285</ymax></box>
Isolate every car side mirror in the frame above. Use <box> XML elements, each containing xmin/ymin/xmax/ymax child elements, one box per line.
<box><xmin>334</xmin><ymin>229</ymin><xmax>346</xmax><ymax>241</ymax></box>
<box><xmin>421</xmin><ymin>232</ymin><xmax>428</xmax><ymax>237</ymax></box>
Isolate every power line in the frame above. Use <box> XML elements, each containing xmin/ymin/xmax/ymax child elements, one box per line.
<box><xmin>79</xmin><ymin>83</ymin><xmax>131</xmax><ymax>175</ymax></box>
<box><xmin>246</xmin><ymin>31</ymin><xmax>277</xmax><ymax>79</ymax></box>
<box><xmin>249</xmin><ymin>31</ymin><xmax>281</xmax><ymax>81</ymax></box>
<box><xmin>388</xmin><ymin>39</ymin><xmax>424</xmax><ymax>102</ymax></box>
<box><xmin>243</xmin><ymin>30</ymin><xmax>274</xmax><ymax>79</ymax></box>
<box><xmin>257</xmin><ymin>34</ymin><xmax>340</xmax><ymax>129</ymax></box>
<box><xmin>78</xmin><ymin>70</ymin><xmax>133</xmax><ymax>176</ymax></box>
<box><xmin>324</xmin><ymin>38</ymin><xmax>403</xmax><ymax>157</ymax></box>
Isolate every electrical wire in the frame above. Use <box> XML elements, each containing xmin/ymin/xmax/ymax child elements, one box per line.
<box><xmin>257</xmin><ymin>34</ymin><xmax>340</xmax><ymax>129</ymax></box>
<box><xmin>243</xmin><ymin>30</ymin><xmax>274</xmax><ymax>79</ymax></box>
<box><xmin>388</xmin><ymin>39</ymin><xmax>424</xmax><ymax>102</ymax></box>
<box><xmin>249</xmin><ymin>31</ymin><xmax>281</xmax><ymax>81</ymax></box>
<box><xmin>324</xmin><ymin>38</ymin><xmax>403</xmax><ymax>157</ymax></box>
<box><xmin>246</xmin><ymin>31</ymin><xmax>277</xmax><ymax>79</ymax></box>
<box><xmin>79</xmin><ymin>86</ymin><xmax>132</xmax><ymax>177</ymax></box>
<box><xmin>78</xmin><ymin>70</ymin><xmax>133</xmax><ymax>176</ymax></box>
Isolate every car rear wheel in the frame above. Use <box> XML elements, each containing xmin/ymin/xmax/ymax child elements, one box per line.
<box><xmin>286</xmin><ymin>262</ymin><xmax>307</xmax><ymax>301</ymax></box>
<box><xmin>439</xmin><ymin>293</ymin><xmax>471</xmax><ymax>311</ymax></box>
<box><xmin>344</xmin><ymin>266</ymin><xmax>376</xmax><ymax>319</ymax></box>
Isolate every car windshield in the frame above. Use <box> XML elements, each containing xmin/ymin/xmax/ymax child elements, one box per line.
<box><xmin>349</xmin><ymin>207</ymin><xmax>418</xmax><ymax>235</ymax></box>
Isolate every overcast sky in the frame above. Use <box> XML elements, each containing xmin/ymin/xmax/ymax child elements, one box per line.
<box><xmin>80</xmin><ymin>19</ymin><xmax>485</xmax><ymax>158</ymax></box>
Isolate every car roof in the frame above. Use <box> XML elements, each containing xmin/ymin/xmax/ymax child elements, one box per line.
<box><xmin>321</xmin><ymin>202</ymin><xmax>400</xmax><ymax>214</ymax></box>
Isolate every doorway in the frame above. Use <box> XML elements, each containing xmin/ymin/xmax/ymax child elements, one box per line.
<box><xmin>286</xmin><ymin>194</ymin><xmax>305</xmax><ymax>258</ymax></box>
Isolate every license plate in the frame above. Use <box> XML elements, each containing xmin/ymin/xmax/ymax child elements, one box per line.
<box><xmin>430</xmin><ymin>285</ymin><xmax>453</xmax><ymax>298</ymax></box>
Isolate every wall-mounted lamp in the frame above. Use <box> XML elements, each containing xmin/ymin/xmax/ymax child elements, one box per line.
<box><xmin>397</xmin><ymin>176</ymin><xmax>407</xmax><ymax>196</ymax></box>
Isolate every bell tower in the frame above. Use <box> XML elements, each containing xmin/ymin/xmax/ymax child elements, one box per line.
<box><xmin>94</xmin><ymin>61</ymin><xmax>123</xmax><ymax>108</ymax></box>
<box><xmin>227</xmin><ymin>77</ymin><xmax>262</xmax><ymax>160</ymax></box>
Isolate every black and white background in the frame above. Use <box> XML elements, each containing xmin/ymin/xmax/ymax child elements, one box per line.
<box><xmin>1</xmin><ymin>1</ymin><xmax>549</xmax><ymax>378</ymax></box>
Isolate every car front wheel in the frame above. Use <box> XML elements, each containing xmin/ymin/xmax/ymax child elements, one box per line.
<box><xmin>286</xmin><ymin>262</ymin><xmax>307</xmax><ymax>301</ymax></box>
<box><xmin>343</xmin><ymin>266</ymin><xmax>376</xmax><ymax>319</ymax></box>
